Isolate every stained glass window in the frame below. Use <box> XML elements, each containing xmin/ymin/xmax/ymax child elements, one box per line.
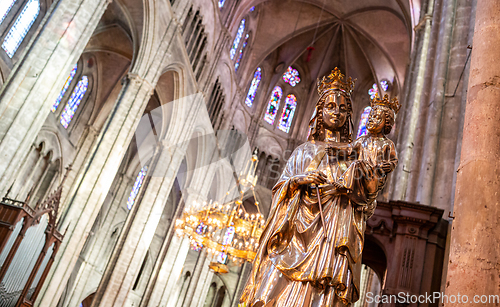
<box><xmin>264</xmin><ymin>86</ymin><xmax>283</xmax><ymax>125</ymax></box>
<box><xmin>357</xmin><ymin>107</ymin><xmax>372</xmax><ymax>138</ymax></box>
<box><xmin>52</xmin><ymin>64</ymin><xmax>78</xmax><ymax>112</ymax></box>
<box><xmin>127</xmin><ymin>165</ymin><xmax>148</xmax><ymax>210</ymax></box>
<box><xmin>0</xmin><ymin>0</ymin><xmax>16</xmax><ymax>25</ymax></box>
<box><xmin>250</xmin><ymin>6</ymin><xmax>255</xmax><ymax>12</ymax></box>
<box><xmin>60</xmin><ymin>76</ymin><xmax>89</xmax><ymax>128</ymax></box>
<box><xmin>278</xmin><ymin>94</ymin><xmax>297</xmax><ymax>133</ymax></box>
<box><xmin>368</xmin><ymin>81</ymin><xmax>389</xmax><ymax>100</ymax></box>
<box><xmin>245</xmin><ymin>67</ymin><xmax>261</xmax><ymax>107</ymax></box>
<box><xmin>2</xmin><ymin>0</ymin><xmax>40</xmax><ymax>58</ymax></box>
<box><xmin>381</xmin><ymin>80</ymin><xmax>389</xmax><ymax>91</ymax></box>
<box><xmin>368</xmin><ymin>84</ymin><xmax>378</xmax><ymax>100</ymax></box>
<box><xmin>230</xmin><ymin>19</ymin><xmax>245</xmax><ymax>60</ymax></box>
<box><xmin>217</xmin><ymin>226</ymin><xmax>235</xmax><ymax>263</ymax></box>
<box><xmin>282</xmin><ymin>66</ymin><xmax>301</xmax><ymax>87</ymax></box>
<box><xmin>218</xmin><ymin>0</ymin><xmax>225</xmax><ymax>8</ymax></box>
<box><xmin>235</xmin><ymin>34</ymin><xmax>249</xmax><ymax>72</ymax></box>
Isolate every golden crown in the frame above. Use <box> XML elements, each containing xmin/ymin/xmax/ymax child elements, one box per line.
<box><xmin>370</xmin><ymin>94</ymin><xmax>401</xmax><ymax>114</ymax></box>
<box><xmin>317</xmin><ymin>68</ymin><xmax>356</xmax><ymax>98</ymax></box>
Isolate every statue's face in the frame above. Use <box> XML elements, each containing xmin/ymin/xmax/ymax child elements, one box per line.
<box><xmin>366</xmin><ymin>106</ymin><xmax>386</xmax><ymax>134</ymax></box>
<box><xmin>322</xmin><ymin>92</ymin><xmax>348</xmax><ymax>131</ymax></box>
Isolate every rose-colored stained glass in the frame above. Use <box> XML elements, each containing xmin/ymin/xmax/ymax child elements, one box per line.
<box><xmin>282</xmin><ymin>66</ymin><xmax>301</xmax><ymax>87</ymax></box>
<box><xmin>245</xmin><ymin>67</ymin><xmax>261</xmax><ymax>107</ymax></box>
<box><xmin>278</xmin><ymin>94</ymin><xmax>297</xmax><ymax>133</ymax></box>
<box><xmin>264</xmin><ymin>86</ymin><xmax>283</xmax><ymax>125</ymax></box>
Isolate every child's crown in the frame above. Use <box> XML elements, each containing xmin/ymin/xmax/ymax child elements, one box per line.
<box><xmin>370</xmin><ymin>94</ymin><xmax>400</xmax><ymax>114</ymax></box>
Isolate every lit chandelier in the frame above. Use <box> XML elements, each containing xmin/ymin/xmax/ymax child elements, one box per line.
<box><xmin>175</xmin><ymin>153</ymin><xmax>266</xmax><ymax>273</ymax></box>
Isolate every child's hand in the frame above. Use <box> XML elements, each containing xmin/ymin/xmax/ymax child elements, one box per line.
<box><xmin>379</xmin><ymin>162</ymin><xmax>393</xmax><ymax>173</ymax></box>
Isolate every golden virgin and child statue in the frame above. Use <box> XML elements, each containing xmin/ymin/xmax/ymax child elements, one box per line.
<box><xmin>239</xmin><ymin>68</ymin><xmax>400</xmax><ymax>307</ymax></box>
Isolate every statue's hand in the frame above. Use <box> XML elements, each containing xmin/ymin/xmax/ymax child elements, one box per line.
<box><xmin>291</xmin><ymin>171</ymin><xmax>328</xmax><ymax>189</ymax></box>
<box><xmin>332</xmin><ymin>181</ymin><xmax>349</xmax><ymax>193</ymax></box>
<box><xmin>379</xmin><ymin>162</ymin><xmax>394</xmax><ymax>174</ymax></box>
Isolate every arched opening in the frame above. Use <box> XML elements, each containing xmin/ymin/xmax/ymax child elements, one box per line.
<box><xmin>213</xmin><ymin>286</ymin><xmax>226</xmax><ymax>307</ymax></box>
<box><xmin>80</xmin><ymin>292</ymin><xmax>95</xmax><ymax>307</ymax></box>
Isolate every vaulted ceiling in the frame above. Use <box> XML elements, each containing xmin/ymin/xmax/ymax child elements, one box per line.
<box><xmin>235</xmin><ymin>0</ymin><xmax>416</xmax><ymax>110</ymax></box>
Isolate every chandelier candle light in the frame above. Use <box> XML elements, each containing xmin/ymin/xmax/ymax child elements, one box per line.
<box><xmin>175</xmin><ymin>153</ymin><xmax>266</xmax><ymax>274</ymax></box>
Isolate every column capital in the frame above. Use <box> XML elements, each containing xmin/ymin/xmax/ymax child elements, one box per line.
<box><xmin>127</xmin><ymin>73</ymin><xmax>155</xmax><ymax>94</ymax></box>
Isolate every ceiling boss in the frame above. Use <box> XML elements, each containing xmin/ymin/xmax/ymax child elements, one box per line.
<box><xmin>239</xmin><ymin>68</ymin><xmax>398</xmax><ymax>307</ymax></box>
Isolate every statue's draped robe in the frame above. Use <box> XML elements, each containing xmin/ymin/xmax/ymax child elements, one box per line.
<box><xmin>240</xmin><ymin>141</ymin><xmax>380</xmax><ymax>307</ymax></box>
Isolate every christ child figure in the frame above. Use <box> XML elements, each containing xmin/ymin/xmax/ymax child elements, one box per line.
<box><xmin>340</xmin><ymin>94</ymin><xmax>400</xmax><ymax>215</ymax></box>
<box><xmin>352</xmin><ymin>94</ymin><xmax>400</xmax><ymax>180</ymax></box>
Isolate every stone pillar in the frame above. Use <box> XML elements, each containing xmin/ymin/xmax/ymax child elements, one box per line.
<box><xmin>191</xmin><ymin>256</ymin><xmax>214</xmax><ymax>307</ymax></box>
<box><xmin>0</xmin><ymin>0</ymin><xmax>109</xmax><ymax>195</ymax></box>
<box><xmin>64</xmin><ymin>173</ymin><xmax>133</xmax><ymax>307</ymax></box>
<box><xmin>182</xmin><ymin>250</ymin><xmax>208</xmax><ymax>307</ymax></box>
<box><xmin>92</xmin><ymin>111</ymin><xmax>202</xmax><ymax>307</ymax></box>
<box><xmin>391</xmin><ymin>0</ymin><xmax>435</xmax><ymax>200</ymax></box>
<box><xmin>143</xmin><ymin>191</ymin><xmax>207</xmax><ymax>307</ymax></box>
<box><xmin>445</xmin><ymin>0</ymin><xmax>500</xmax><ymax>303</ymax></box>
<box><xmin>36</xmin><ymin>74</ymin><xmax>155</xmax><ymax>307</ymax></box>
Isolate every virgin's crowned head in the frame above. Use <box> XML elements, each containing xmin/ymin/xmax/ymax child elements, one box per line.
<box><xmin>309</xmin><ymin>68</ymin><xmax>355</xmax><ymax>142</ymax></box>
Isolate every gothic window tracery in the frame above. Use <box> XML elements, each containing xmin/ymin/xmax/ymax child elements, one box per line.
<box><xmin>230</xmin><ymin>19</ymin><xmax>245</xmax><ymax>60</ymax></box>
<box><xmin>264</xmin><ymin>86</ymin><xmax>283</xmax><ymax>125</ymax></box>
<box><xmin>0</xmin><ymin>0</ymin><xmax>17</xmax><ymax>25</ymax></box>
<box><xmin>183</xmin><ymin>8</ymin><xmax>207</xmax><ymax>80</ymax></box>
<box><xmin>208</xmin><ymin>78</ymin><xmax>225</xmax><ymax>129</ymax></box>
<box><xmin>263</xmin><ymin>67</ymin><xmax>301</xmax><ymax>133</ymax></box>
<box><xmin>278</xmin><ymin>94</ymin><xmax>297</xmax><ymax>133</ymax></box>
<box><xmin>2</xmin><ymin>0</ymin><xmax>40</xmax><ymax>58</ymax></box>
<box><xmin>282</xmin><ymin>66</ymin><xmax>301</xmax><ymax>87</ymax></box>
<box><xmin>245</xmin><ymin>67</ymin><xmax>261</xmax><ymax>107</ymax></box>
<box><xmin>60</xmin><ymin>75</ymin><xmax>89</xmax><ymax>129</ymax></box>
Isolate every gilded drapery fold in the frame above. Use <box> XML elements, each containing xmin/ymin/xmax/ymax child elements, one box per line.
<box><xmin>241</xmin><ymin>142</ymin><xmax>379</xmax><ymax>307</ymax></box>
